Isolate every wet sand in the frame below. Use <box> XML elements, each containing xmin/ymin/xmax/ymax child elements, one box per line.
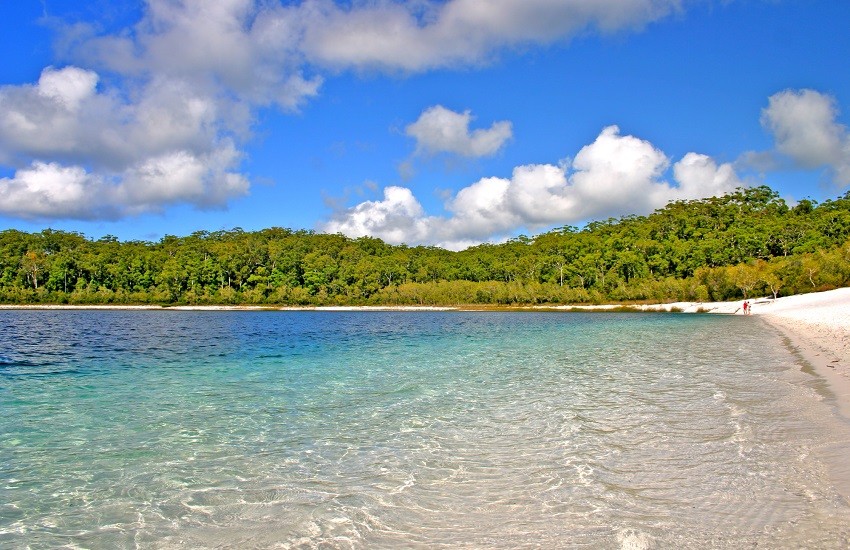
<box><xmin>738</xmin><ymin>289</ymin><xmax>850</xmax><ymax>504</ymax></box>
<box><xmin>749</xmin><ymin>289</ymin><xmax>850</xmax><ymax>419</ymax></box>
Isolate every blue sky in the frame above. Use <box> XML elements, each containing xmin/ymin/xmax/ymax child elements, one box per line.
<box><xmin>1</xmin><ymin>0</ymin><xmax>849</xmax><ymax>249</ymax></box>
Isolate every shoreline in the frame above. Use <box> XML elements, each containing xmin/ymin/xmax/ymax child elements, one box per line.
<box><xmin>3</xmin><ymin>290</ymin><xmax>845</xmax><ymax>399</ymax></box>
<box><xmin>749</xmin><ymin>289</ymin><xmax>850</xmax><ymax>419</ymax></box>
<box><xmin>0</xmin><ymin>288</ymin><xmax>845</xmax><ymax>314</ymax></box>
<box><xmin>3</xmin><ymin>288</ymin><xmax>849</xmax><ymax>502</ymax></box>
<box><xmin>2</xmin><ymin>289</ymin><xmax>847</xmax><ymax>412</ymax></box>
<box><xmin>744</xmin><ymin>288</ymin><xmax>850</xmax><ymax>505</ymax></box>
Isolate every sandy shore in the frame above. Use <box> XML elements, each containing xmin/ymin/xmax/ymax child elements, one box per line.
<box><xmin>594</xmin><ymin>289</ymin><xmax>850</xmax><ymax>418</ymax></box>
<box><xmin>743</xmin><ymin>288</ymin><xmax>850</xmax><ymax>504</ymax></box>
<box><xmin>621</xmin><ymin>289</ymin><xmax>850</xmax><ymax>421</ymax></box>
<box><xmin>0</xmin><ymin>304</ymin><xmax>455</xmax><ymax>311</ymax></box>
<box><xmin>748</xmin><ymin>289</ymin><xmax>850</xmax><ymax>420</ymax></box>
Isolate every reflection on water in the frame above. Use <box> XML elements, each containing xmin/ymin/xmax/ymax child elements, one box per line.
<box><xmin>1</xmin><ymin>311</ymin><xmax>849</xmax><ymax>548</ymax></box>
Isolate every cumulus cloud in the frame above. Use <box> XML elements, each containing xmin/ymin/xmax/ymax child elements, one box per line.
<box><xmin>0</xmin><ymin>67</ymin><xmax>221</xmax><ymax>168</ymax></box>
<box><xmin>0</xmin><ymin>148</ymin><xmax>249</xmax><ymax>221</ymax></box>
<box><xmin>69</xmin><ymin>0</ymin><xmax>677</xmax><ymax>111</ymax></box>
<box><xmin>36</xmin><ymin>66</ymin><xmax>99</xmax><ymax>110</ymax></box>
<box><xmin>300</xmin><ymin>0</ymin><xmax>682</xmax><ymax>71</ymax></box>
<box><xmin>759</xmin><ymin>89</ymin><xmax>850</xmax><ymax>185</ymax></box>
<box><xmin>68</xmin><ymin>0</ymin><xmax>321</xmax><ymax>111</ymax></box>
<box><xmin>1</xmin><ymin>0</ymin><xmax>689</xmax><ymax>221</ymax></box>
<box><xmin>0</xmin><ymin>66</ymin><xmax>248</xmax><ymax>219</ymax></box>
<box><xmin>0</xmin><ymin>162</ymin><xmax>115</xmax><ymax>220</ymax></box>
<box><xmin>65</xmin><ymin>0</ymin><xmax>681</xmax><ymax>99</ymax></box>
<box><xmin>1</xmin><ymin>0</ymin><xmax>314</xmax><ymax>221</ymax></box>
<box><xmin>322</xmin><ymin>126</ymin><xmax>743</xmax><ymax>249</ymax></box>
<box><xmin>118</xmin><ymin>144</ymin><xmax>249</xmax><ymax>212</ymax></box>
<box><xmin>322</xmin><ymin>186</ymin><xmax>435</xmax><ymax>245</ymax></box>
<box><xmin>405</xmin><ymin>105</ymin><xmax>512</xmax><ymax>157</ymax></box>
<box><xmin>673</xmin><ymin>152</ymin><xmax>743</xmax><ymax>197</ymax></box>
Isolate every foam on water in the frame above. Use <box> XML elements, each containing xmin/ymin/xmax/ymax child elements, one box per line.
<box><xmin>2</xmin><ymin>310</ymin><xmax>850</xmax><ymax>548</ymax></box>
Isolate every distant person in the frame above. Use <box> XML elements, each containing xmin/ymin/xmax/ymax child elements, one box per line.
<box><xmin>743</xmin><ymin>301</ymin><xmax>749</xmax><ymax>315</ymax></box>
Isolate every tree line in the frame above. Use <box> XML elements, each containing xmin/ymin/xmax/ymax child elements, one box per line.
<box><xmin>1</xmin><ymin>186</ymin><xmax>849</xmax><ymax>306</ymax></box>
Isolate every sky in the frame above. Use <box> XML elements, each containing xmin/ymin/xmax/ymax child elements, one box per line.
<box><xmin>1</xmin><ymin>0</ymin><xmax>849</xmax><ymax>249</ymax></box>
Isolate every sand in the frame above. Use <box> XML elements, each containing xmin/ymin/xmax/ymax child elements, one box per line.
<box><xmin>601</xmin><ymin>289</ymin><xmax>850</xmax><ymax>421</ymax></box>
<box><xmin>597</xmin><ymin>289</ymin><xmax>850</xmax><ymax>418</ymax></box>
<box><xmin>747</xmin><ymin>289</ymin><xmax>850</xmax><ymax>419</ymax></box>
<box><xmin>743</xmin><ymin>288</ymin><xmax>850</xmax><ymax>504</ymax></box>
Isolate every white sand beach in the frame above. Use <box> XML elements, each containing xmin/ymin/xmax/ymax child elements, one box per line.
<box><xmin>745</xmin><ymin>288</ymin><xmax>850</xmax><ymax>503</ymax></box>
<box><xmin>747</xmin><ymin>289</ymin><xmax>850</xmax><ymax>418</ymax></box>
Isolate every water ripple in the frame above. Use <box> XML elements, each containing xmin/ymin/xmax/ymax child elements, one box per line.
<box><xmin>1</xmin><ymin>311</ymin><xmax>850</xmax><ymax>548</ymax></box>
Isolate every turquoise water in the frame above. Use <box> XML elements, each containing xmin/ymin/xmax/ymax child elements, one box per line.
<box><xmin>1</xmin><ymin>311</ymin><xmax>850</xmax><ymax>548</ymax></box>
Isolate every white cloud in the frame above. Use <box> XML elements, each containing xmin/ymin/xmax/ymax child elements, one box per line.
<box><xmin>502</xmin><ymin>164</ymin><xmax>574</xmax><ymax>225</ymax></box>
<box><xmin>0</xmin><ymin>147</ymin><xmax>248</xmax><ymax>221</ymax></box>
<box><xmin>36</xmin><ymin>66</ymin><xmax>99</xmax><ymax>110</ymax></box>
<box><xmin>68</xmin><ymin>0</ymin><xmax>681</xmax><ymax>87</ymax></box>
<box><xmin>68</xmin><ymin>0</ymin><xmax>321</xmax><ymax>111</ymax></box>
<box><xmin>1</xmin><ymin>1</ymin><xmax>320</xmax><ymax>221</ymax></box>
<box><xmin>439</xmin><ymin>176</ymin><xmax>519</xmax><ymax>244</ymax></box>
<box><xmin>760</xmin><ymin>89</ymin><xmax>850</xmax><ymax>185</ymax></box>
<box><xmin>0</xmin><ymin>66</ymin><xmax>248</xmax><ymax>219</ymax></box>
<box><xmin>0</xmin><ymin>66</ymin><xmax>108</xmax><ymax>164</ymax></box>
<box><xmin>762</xmin><ymin>90</ymin><xmax>844</xmax><ymax>167</ymax></box>
<box><xmin>301</xmin><ymin>0</ymin><xmax>681</xmax><ymax>71</ymax></box>
<box><xmin>0</xmin><ymin>162</ymin><xmax>116</xmax><ymax>220</ymax></box>
<box><xmin>322</xmin><ymin>126</ymin><xmax>743</xmax><ymax>249</ymax></box>
<box><xmin>118</xmin><ymin>143</ymin><xmax>249</xmax><ymax>212</ymax></box>
<box><xmin>1</xmin><ymin>0</ymin><xmax>689</xmax><ymax>221</ymax></box>
<box><xmin>0</xmin><ymin>67</ymin><xmax>225</xmax><ymax>170</ymax></box>
<box><xmin>59</xmin><ymin>0</ymin><xmax>682</xmax><ymax>110</ymax></box>
<box><xmin>568</xmin><ymin>125</ymin><xmax>671</xmax><ymax>218</ymax></box>
<box><xmin>673</xmin><ymin>152</ymin><xmax>743</xmax><ymax>197</ymax></box>
<box><xmin>322</xmin><ymin>186</ymin><xmax>435</xmax><ymax>245</ymax></box>
<box><xmin>405</xmin><ymin>105</ymin><xmax>512</xmax><ymax>157</ymax></box>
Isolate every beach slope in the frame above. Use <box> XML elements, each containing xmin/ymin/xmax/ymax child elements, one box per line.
<box><xmin>749</xmin><ymin>288</ymin><xmax>850</xmax><ymax>416</ymax></box>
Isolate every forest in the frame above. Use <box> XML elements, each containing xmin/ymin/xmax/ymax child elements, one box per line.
<box><xmin>1</xmin><ymin>186</ymin><xmax>849</xmax><ymax>306</ymax></box>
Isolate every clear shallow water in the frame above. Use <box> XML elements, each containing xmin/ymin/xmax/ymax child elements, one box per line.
<box><xmin>1</xmin><ymin>311</ymin><xmax>849</xmax><ymax>549</ymax></box>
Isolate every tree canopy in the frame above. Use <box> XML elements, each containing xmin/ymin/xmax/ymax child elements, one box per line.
<box><xmin>2</xmin><ymin>186</ymin><xmax>849</xmax><ymax>306</ymax></box>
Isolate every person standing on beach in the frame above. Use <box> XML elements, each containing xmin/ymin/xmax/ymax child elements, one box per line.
<box><xmin>743</xmin><ymin>301</ymin><xmax>749</xmax><ymax>315</ymax></box>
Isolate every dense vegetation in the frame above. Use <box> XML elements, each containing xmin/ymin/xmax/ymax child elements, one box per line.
<box><xmin>1</xmin><ymin>186</ymin><xmax>849</xmax><ymax>306</ymax></box>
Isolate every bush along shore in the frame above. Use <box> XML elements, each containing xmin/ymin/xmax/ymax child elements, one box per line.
<box><xmin>1</xmin><ymin>186</ymin><xmax>849</xmax><ymax>307</ymax></box>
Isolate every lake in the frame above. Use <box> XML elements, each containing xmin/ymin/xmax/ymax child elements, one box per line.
<box><xmin>2</xmin><ymin>310</ymin><xmax>849</xmax><ymax>548</ymax></box>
